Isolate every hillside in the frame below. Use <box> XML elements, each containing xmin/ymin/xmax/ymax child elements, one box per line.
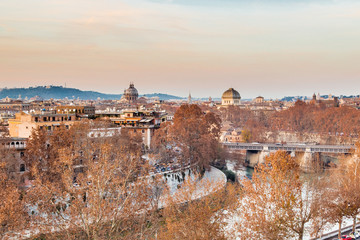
<box><xmin>0</xmin><ymin>86</ymin><xmax>182</xmax><ymax>101</ymax></box>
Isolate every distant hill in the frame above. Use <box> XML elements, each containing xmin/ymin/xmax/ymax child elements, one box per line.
<box><xmin>140</xmin><ymin>93</ymin><xmax>183</xmax><ymax>100</ymax></box>
<box><xmin>0</xmin><ymin>86</ymin><xmax>182</xmax><ymax>101</ymax></box>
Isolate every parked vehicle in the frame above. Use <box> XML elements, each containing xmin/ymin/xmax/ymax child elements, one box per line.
<box><xmin>340</xmin><ymin>235</ymin><xmax>353</xmax><ymax>240</ymax></box>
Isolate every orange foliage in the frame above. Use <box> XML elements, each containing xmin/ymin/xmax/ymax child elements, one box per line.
<box><xmin>153</xmin><ymin>104</ymin><xmax>223</xmax><ymax>171</ymax></box>
<box><xmin>222</xmin><ymin>101</ymin><xmax>360</xmax><ymax>142</ymax></box>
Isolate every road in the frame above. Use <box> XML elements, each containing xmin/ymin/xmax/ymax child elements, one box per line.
<box><xmin>317</xmin><ymin>223</ymin><xmax>360</xmax><ymax>240</ymax></box>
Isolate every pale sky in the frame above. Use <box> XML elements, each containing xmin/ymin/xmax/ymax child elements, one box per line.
<box><xmin>0</xmin><ymin>0</ymin><xmax>360</xmax><ymax>98</ymax></box>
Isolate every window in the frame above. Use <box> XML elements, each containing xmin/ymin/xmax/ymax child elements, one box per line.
<box><xmin>20</xmin><ymin>164</ymin><xmax>25</xmax><ymax>172</ymax></box>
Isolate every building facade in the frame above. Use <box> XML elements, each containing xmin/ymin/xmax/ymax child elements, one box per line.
<box><xmin>0</xmin><ymin>101</ymin><xmax>30</xmax><ymax>112</ymax></box>
<box><xmin>8</xmin><ymin>112</ymin><xmax>79</xmax><ymax>138</ymax></box>
<box><xmin>311</xmin><ymin>93</ymin><xmax>339</xmax><ymax>107</ymax></box>
<box><xmin>56</xmin><ymin>105</ymin><xmax>95</xmax><ymax>118</ymax></box>
<box><xmin>109</xmin><ymin>109</ymin><xmax>167</xmax><ymax>147</ymax></box>
<box><xmin>0</xmin><ymin>137</ymin><xmax>29</xmax><ymax>188</ymax></box>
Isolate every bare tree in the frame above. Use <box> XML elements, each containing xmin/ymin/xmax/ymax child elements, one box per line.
<box><xmin>322</xmin><ymin>142</ymin><xmax>360</xmax><ymax>238</ymax></box>
<box><xmin>152</xmin><ymin>104</ymin><xmax>223</xmax><ymax>171</ymax></box>
<box><xmin>26</xmin><ymin>123</ymin><xmax>157</xmax><ymax>239</ymax></box>
<box><xmin>235</xmin><ymin>151</ymin><xmax>322</xmax><ymax>240</ymax></box>
<box><xmin>159</xmin><ymin>175</ymin><xmax>237</xmax><ymax>240</ymax></box>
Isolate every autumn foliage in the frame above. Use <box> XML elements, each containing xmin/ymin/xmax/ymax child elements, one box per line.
<box><xmin>23</xmin><ymin>123</ymin><xmax>157</xmax><ymax>239</ymax></box>
<box><xmin>235</xmin><ymin>151</ymin><xmax>322</xmax><ymax>240</ymax></box>
<box><xmin>221</xmin><ymin>101</ymin><xmax>360</xmax><ymax>142</ymax></box>
<box><xmin>0</xmin><ymin>161</ymin><xmax>28</xmax><ymax>239</ymax></box>
<box><xmin>158</xmin><ymin>175</ymin><xmax>237</xmax><ymax>240</ymax></box>
<box><xmin>152</xmin><ymin>104</ymin><xmax>223</xmax><ymax>170</ymax></box>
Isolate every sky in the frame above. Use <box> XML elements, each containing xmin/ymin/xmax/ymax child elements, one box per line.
<box><xmin>0</xmin><ymin>0</ymin><xmax>360</xmax><ymax>99</ymax></box>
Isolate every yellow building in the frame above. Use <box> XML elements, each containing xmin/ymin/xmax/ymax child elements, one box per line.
<box><xmin>254</xmin><ymin>96</ymin><xmax>264</xmax><ymax>103</ymax></box>
<box><xmin>8</xmin><ymin>112</ymin><xmax>79</xmax><ymax>138</ymax></box>
<box><xmin>56</xmin><ymin>105</ymin><xmax>95</xmax><ymax>117</ymax></box>
<box><xmin>222</xmin><ymin>129</ymin><xmax>243</xmax><ymax>143</ymax></box>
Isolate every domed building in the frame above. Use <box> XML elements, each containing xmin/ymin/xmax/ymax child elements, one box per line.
<box><xmin>221</xmin><ymin>88</ymin><xmax>241</xmax><ymax>106</ymax></box>
<box><xmin>122</xmin><ymin>83</ymin><xmax>139</xmax><ymax>103</ymax></box>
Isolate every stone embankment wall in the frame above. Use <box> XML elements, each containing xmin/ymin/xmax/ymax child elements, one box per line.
<box><xmin>148</xmin><ymin>166</ymin><xmax>227</xmax><ymax>208</ymax></box>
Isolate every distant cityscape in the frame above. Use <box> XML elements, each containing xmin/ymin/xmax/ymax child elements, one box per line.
<box><xmin>1</xmin><ymin>83</ymin><xmax>360</xmax><ymax>239</ymax></box>
<box><xmin>1</xmin><ymin>84</ymin><xmax>360</xmax><ymax>102</ymax></box>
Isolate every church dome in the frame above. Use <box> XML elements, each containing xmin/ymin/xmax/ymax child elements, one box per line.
<box><xmin>222</xmin><ymin>88</ymin><xmax>241</xmax><ymax>99</ymax></box>
<box><xmin>124</xmin><ymin>83</ymin><xmax>138</xmax><ymax>96</ymax></box>
<box><xmin>123</xmin><ymin>83</ymin><xmax>139</xmax><ymax>102</ymax></box>
<box><xmin>221</xmin><ymin>88</ymin><xmax>241</xmax><ymax>106</ymax></box>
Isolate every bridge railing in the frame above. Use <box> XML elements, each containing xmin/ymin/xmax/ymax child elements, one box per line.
<box><xmin>223</xmin><ymin>143</ymin><xmax>354</xmax><ymax>154</ymax></box>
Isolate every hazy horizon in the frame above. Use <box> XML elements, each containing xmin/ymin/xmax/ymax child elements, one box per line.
<box><xmin>1</xmin><ymin>0</ymin><xmax>359</xmax><ymax>98</ymax></box>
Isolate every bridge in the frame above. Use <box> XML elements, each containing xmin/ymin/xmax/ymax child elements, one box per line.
<box><xmin>223</xmin><ymin>142</ymin><xmax>355</xmax><ymax>170</ymax></box>
<box><xmin>223</xmin><ymin>142</ymin><xmax>354</xmax><ymax>154</ymax></box>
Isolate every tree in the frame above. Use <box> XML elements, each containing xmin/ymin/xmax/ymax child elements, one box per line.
<box><xmin>152</xmin><ymin>104</ymin><xmax>223</xmax><ymax>171</ymax></box>
<box><xmin>235</xmin><ymin>151</ymin><xmax>322</xmax><ymax>240</ymax></box>
<box><xmin>159</xmin><ymin>175</ymin><xmax>238</xmax><ymax>240</ymax></box>
<box><xmin>26</xmin><ymin>123</ymin><xmax>157</xmax><ymax>239</ymax></box>
<box><xmin>322</xmin><ymin>141</ymin><xmax>360</xmax><ymax>238</ymax></box>
<box><xmin>25</xmin><ymin>124</ymin><xmax>75</xmax><ymax>183</ymax></box>
<box><xmin>241</xmin><ymin>129</ymin><xmax>251</xmax><ymax>143</ymax></box>
<box><xmin>221</xmin><ymin>100</ymin><xmax>360</xmax><ymax>144</ymax></box>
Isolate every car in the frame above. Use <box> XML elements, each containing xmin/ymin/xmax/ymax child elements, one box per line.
<box><xmin>340</xmin><ymin>235</ymin><xmax>352</xmax><ymax>240</ymax></box>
